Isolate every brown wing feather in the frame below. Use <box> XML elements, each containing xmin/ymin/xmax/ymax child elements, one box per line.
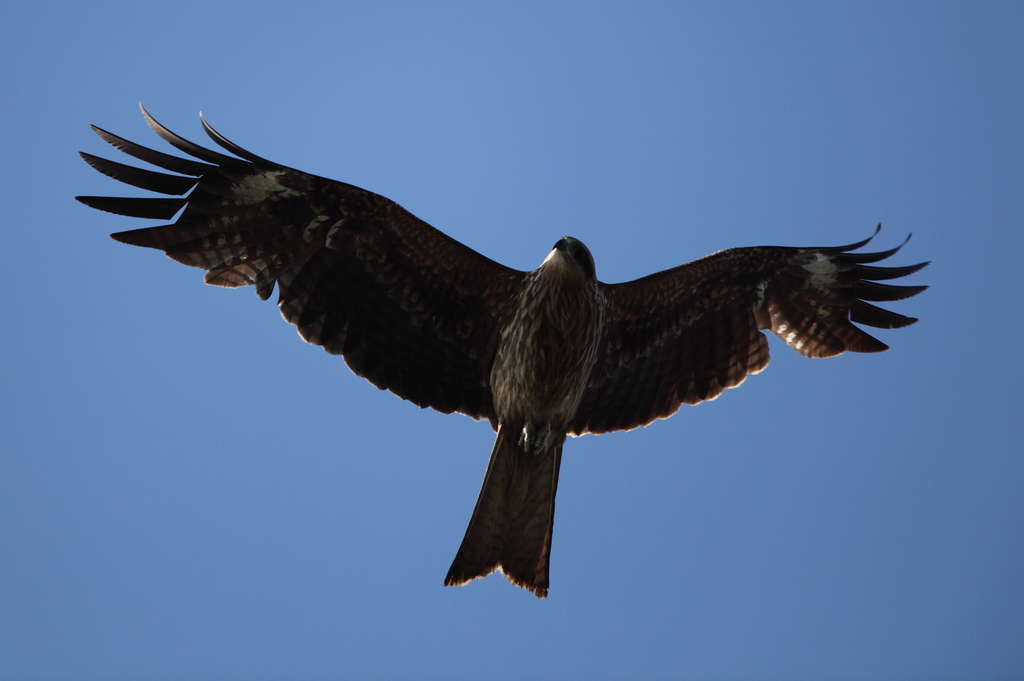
<box><xmin>571</xmin><ymin>230</ymin><xmax>928</xmax><ymax>435</ymax></box>
<box><xmin>77</xmin><ymin>106</ymin><xmax>523</xmax><ymax>422</ymax></box>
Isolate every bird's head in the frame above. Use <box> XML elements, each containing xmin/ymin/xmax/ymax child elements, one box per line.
<box><xmin>541</xmin><ymin>236</ymin><xmax>596</xmax><ymax>281</ymax></box>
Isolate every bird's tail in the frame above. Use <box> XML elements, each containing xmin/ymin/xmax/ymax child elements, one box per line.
<box><xmin>445</xmin><ymin>424</ymin><xmax>563</xmax><ymax>598</ymax></box>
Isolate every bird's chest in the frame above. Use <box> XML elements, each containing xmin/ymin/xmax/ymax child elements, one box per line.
<box><xmin>491</xmin><ymin>282</ymin><xmax>604</xmax><ymax>424</ymax></box>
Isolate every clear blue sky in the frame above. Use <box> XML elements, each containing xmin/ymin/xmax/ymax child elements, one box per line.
<box><xmin>2</xmin><ymin>2</ymin><xmax>1022</xmax><ymax>679</ymax></box>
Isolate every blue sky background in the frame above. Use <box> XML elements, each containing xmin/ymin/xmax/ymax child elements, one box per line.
<box><xmin>2</xmin><ymin>2</ymin><xmax>1022</xmax><ymax>679</ymax></box>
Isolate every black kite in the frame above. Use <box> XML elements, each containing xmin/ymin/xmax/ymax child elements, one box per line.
<box><xmin>77</xmin><ymin>106</ymin><xmax>928</xmax><ymax>597</ymax></box>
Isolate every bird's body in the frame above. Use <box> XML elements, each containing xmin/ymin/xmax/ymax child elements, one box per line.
<box><xmin>492</xmin><ymin>243</ymin><xmax>606</xmax><ymax>451</ymax></box>
<box><xmin>448</xmin><ymin>239</ymin><xmax>606</xmax><ymax>594</ymax></box>
<box><xmin>78</xmin><ymin>106</ymin><xmax>928</xmax><ymax>597</ymax></box>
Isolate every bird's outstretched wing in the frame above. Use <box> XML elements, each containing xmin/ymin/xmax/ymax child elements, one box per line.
<box><xmin>571</xmin><ymin>229</ymin><xmax>928</xmax><ymax>435</ymax></box>
<box><xmin>78</xmin><ymin>106</ymin><xmax>524</xmax><ymax>422</ymax></box>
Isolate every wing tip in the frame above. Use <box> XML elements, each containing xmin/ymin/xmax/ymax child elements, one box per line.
<box><xmin>109</xmin><ymin>229</ymin><xmax>142</xmax><ymax>246</ymax></box>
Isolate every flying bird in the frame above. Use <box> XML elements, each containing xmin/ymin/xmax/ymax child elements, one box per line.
<box><xmin>77</xmin><ymin>106</ymin><xmax>928</xmax><ymax>598</ymax></box>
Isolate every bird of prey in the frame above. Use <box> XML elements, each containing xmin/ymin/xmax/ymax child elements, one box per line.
<box><xmin>77</xmin><ymin>105</ymin><xmax>928</xmax><ymax>598</ymax></box>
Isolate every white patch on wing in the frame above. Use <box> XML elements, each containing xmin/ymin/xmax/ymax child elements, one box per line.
<box><xmin>800</xmin><ymin>253</ymin><xmax>839</xmax><ymax>286</ymax></box>
<box><xmin>303</xmin><ymin>215</ymin><xmax>328</xmax><ymax>242</ymax></box>
<box><xmin>326</xmin><ymin>219</ymin><xmax>346</xmax><ymax>249</ymax></box>
<box><xmin>231</xmin><ymin>171</ymin><xmax>300</xmax><ymax>204</ymax></box>
<box><xmin>755</xmin><ymin>280</ymin><xmax>768</xmax><ymax>307</ymax></box>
